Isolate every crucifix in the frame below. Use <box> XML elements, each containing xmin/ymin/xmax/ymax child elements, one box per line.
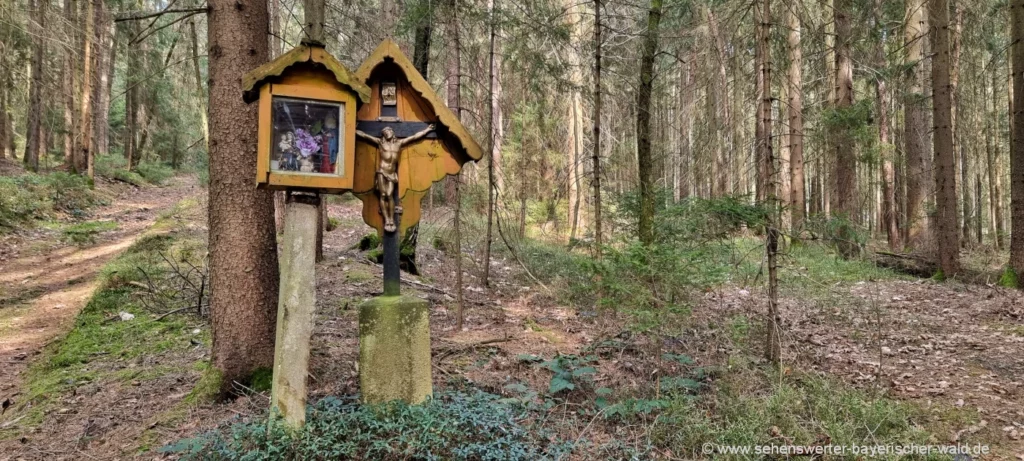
<box><xmin>355</xmin><ymin>121</ymin><xmax>435</xmax><ymax>296</ymax></box>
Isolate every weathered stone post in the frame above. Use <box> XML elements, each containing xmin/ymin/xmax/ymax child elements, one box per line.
<box><xmin>359</xmin><ymin>204</ymin><xmax>433</xmax><ymax>404</ymax></box>
<box><xmin>269</xmin><ymin>192</ymin><xmax>319</xmax><ymax>429</ymax></box>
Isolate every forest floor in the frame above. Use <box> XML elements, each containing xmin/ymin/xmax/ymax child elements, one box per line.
<box><xmin>0</xmin><ymin>190</ymin><xmax>1022</xmax><ymax>459</ymax></box>
<box><xmin>0</xmin><ymin>175</ymin><xmax>199</xmax><ymax>455</ymax></box>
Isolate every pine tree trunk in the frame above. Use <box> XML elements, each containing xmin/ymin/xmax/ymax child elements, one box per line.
<box><xmin>905</xmin><ymin>0</ymin><xmax>931</xmax><ymax>248</ymax></box>
<box><xmin>636</xmin><ymin>0</ymin><xmax>662</xmax><ymax>246</ymax></box>
<box><xmin>443</xmin><ymin>0</ymin><xmax>461</xmax><ymax>205</ymax></box>
<box><xmin>876</xmin><ymin>0</ymin><xmax>900</xmax><ymax>250</ymax></box>
<box><xmin>23</xmin><ymin>0</ymin><xmax>45</xmax><ymax>172</ymax></box>
<box><xmin>77</xmin><ymin>0</ymin><xmax>95</xmax><ymax>179</ymax></box>
<box><xmin>1011</xmin><ymin>0</ymin><xmax>1024</xmax><ymax>280</ymax></box>
<box><xmin>832</xmin><ymin>0</ymin><xmax>858</xmax><ymax>258</ymax></box>
<box><xmin>207</xmin><ymin>0</ymin><xmax>279</xmax><ymax>395</ymax></box>
<box><xmin>931</xmin><ymin>0</ymin><xmax>959</xmax><ymax>276</ymax></box>
<box><xmin>92</xmin><ymin>2</ymin><xmax>112</xmax><ymax>158</ymax></box>
<box><xmin>591</xmin><ymin>0</ymin><xmax>603</xmax><ymax>258</ymax></box>
<box><xmin>62</xmin><ymin>0</ymin><xmax>76</xmax><ymax>167</ymax></box>
<box><xmin>788</xmin><ymin>2</ymin><xmax>804</xmax><ymax>231</ymax></box>
<box><xmin>482</xmin><ymin>0</ymin><xmax>499</xmax><ymax>285</ymax></box>
<box><xmin>988</xmin><ymin>69</ymin><xmax>1006</xmax><ymax>249</ymax></box>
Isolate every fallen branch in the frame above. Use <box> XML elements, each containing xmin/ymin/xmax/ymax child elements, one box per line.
<box><xmin>433</xmin><ymin>336</ymin><xmax>512</xmax><ymax>361</ymax></box>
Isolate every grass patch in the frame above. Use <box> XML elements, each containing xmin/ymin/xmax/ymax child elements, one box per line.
<box><xmin>58</xmin><ymin>220</ymin><xmax>118</xmax><ymax>244</ymax></box>
<box><xmin>652</xmin><ymin>369</ymin><xmax>967</xmax><ymax>460</ymax></box>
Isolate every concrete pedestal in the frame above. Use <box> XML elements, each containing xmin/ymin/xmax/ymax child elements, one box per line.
<box><xmin>358</xmin><ymin>295</ymin><xmax>432</xmax><ymax>404</ymax></box>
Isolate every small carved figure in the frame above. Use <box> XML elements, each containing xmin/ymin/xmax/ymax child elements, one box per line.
<box><xmin>356</xmin><ymin>124</ymin><xmax>435</xmax><ymax>232</ymax></box>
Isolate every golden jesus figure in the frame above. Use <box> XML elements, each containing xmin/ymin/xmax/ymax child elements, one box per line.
<box><xmin>356</xmin><ymin>124</ymin><xmax>435</xmax><ymax>232</ymax></box>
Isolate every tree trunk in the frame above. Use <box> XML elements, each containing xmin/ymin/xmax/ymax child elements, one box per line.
<box><xmin>989</xmin><ymin>69</ymin><xmax>1006</xmax><ymax>249</ymax></box>
<box><xmin>931</xmin><ymin>0</ymin><xmax>959</xmax><ymax>276</ymax></box>
<box><xmin>1011</xmin><ymin>0</ymin><xmax>1024</xmax><ymax>280</ymax></box>
<box><xmin>832</xmin><ymin>0</ymin><xmax>858</xmax><ymax>258</ymax></box>
<box><xmin>905</xmin><ymin>0</ymin><xmax>931</xmax><ymax>248</ymax></box>
<box><xmin>591</xmin><ymin>0</ymin><xmax>603</xmax><ymax>258</ymax></box>
<box><xmin>443</xmin><ymin>0</ymin><xmax>461</xmax><ymax>205</ymax></box>
<box><xmin>92</xmin><ymin>2</ymin><xmax>112</xmax><ymax>158</ymax></box>
<box><xmin>876</xmin><ymin>0</ymin><xmax>900</xmax><ymax>250</ymax></box>
<box><xmin>23</xmin><ymin>0</ymin><xmax>45</xmax><ymax>172</ymax></box>
<box><xmin>482</xmin><ymin>0</ymin><xmax>499</xmax><ymax>286</ymax></box>
<box><xmin>636</xmin><ymin>0</ymin><xmax>662</xmax><ymax>246</ymax></box>
<box><xmin>190</xmin><ymin>19</ymin><xmax>209</xmax><ymax>148</ymax></box>
<box><xmin>706</xmin><ymin>7</ymin><xmax>731</xmax><ymax>198</ymax></box>
<box><xmin>756</xmin><ymin>0</ymin><xmax>780</xmax><ymax>366</ymax></box>
<box><xmin>207</xmin><ymin>0</ymin><xmax>279</xmax><ymax>395</ymax></box>
<box><xmin>788</xmin><ymin>2</ymin><xmax>804</xmax><ymax>231</ymax></box>
<box><xmin>77</xmin><ymin>0</ymin><xmax>95</xmax><ymax>179</ymax></box>
<box><xmin>566</xmin><ymin>0</ymin><xmax>587</xmax><ymax>240</ymax></box>
<box><xmin>0</xmin><ymin>47</ymin><xmax>8</xmax><ymax>159</ymax></box>
<box><xmin>62</xmin><ymin>0</ymin><xmax>76</xmax><ymax>167</ymax></box>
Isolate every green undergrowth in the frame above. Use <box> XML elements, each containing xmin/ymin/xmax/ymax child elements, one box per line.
<box><xmin>652</xmin><ymin>367</ymin><xmax>966</xmax><ymax>460</ymax></box>
<box><xmin>0</xmin><ymin>172</ymin><xmax>106</xmax><ymax>231</ymax></box>
<box><xmin>0</xmin><ymin>197</ymin><xmax>208</xmax><ymax>436</ymax></box>
<box><xmin>96</xmin><ymin>153</ymin><xmax>175</xmax><ymax>186</ymax></box>
<box><xmin>161</xmin><ymin>390</ymin><xmax>573</xmax><ymax>460</ymax></box>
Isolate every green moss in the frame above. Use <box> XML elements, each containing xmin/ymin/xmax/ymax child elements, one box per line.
<box><xmin>932</xmin><ymin>268</ymin><xmax>946</xmax><ymax>282</ymax></box>
<box><xmin>248</xmin><ymin>367</ymin><xmax>274</xmax><ymax>393</ymax></box>
<box><xmin>185</xmin><ymin>362</ymin><xmax>223</xmax><ymax>405</ymax></box>
<box><xmin>357</xmin><ymin>233</ymin><xmax>381</xmax><ymax>251</ymax></box>
<box><xmin>345</xmin><ymin>269</ymin><xmax>374</xmax><ymax>283</ymax></box>
<box><xmin>998</xmin><ymin>267</ymin><xmax>1019</xmax><ymax>288</ymax></box>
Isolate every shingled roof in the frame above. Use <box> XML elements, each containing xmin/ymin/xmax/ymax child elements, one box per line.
<box><xmin>356</xmin><ymin>39</ymin><xmax>483</xmax><ymax>163</ymax></box>
<box><xmin>242</xmin><ymin>45</ymin><xmax>371</xmax><ymax>104</ymax></box>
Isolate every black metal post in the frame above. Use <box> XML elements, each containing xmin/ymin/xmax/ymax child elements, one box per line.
<box><xmin>382</xmin><ymin>188</ymin><xmax>401</xmax><ymax>296</ymax></box>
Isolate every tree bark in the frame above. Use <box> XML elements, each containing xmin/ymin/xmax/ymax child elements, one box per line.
<box><xmin>931</xmin><ymin>0</ymin><xmax>959</xmax><ymax>276</ymax></box>
<box><xmin>876</xmin><ymin>0</ymin><xmax>900</xmax><ymax>249</ymax></box>
<box><xmin>832</xmin><ymin>0</ymin><xmax>858</xmax><ymax>258</ymax></box>
<box><xmin>756</xmin><ymin>0</ymin><xmax>781</xmax><ymax>366</ymax></box>
<box><xmin>92</xmin><ymin>2</ymin><xmax>113</xmax><ymax>158</ymax></box>
<box><xmin>207</xmin><ymin>0</ymin><xmax>279</xmax><ymax>394</ymax></box>
<box><xmin>23</xmin><ymin>0</ymin><xmax>45</xmax><ymax>172</ymax></box>
<box><xmin>591</xmin><ymin>0</ymin><xmax>603</xmax><ymax>258</ymax></box>
<box><xmin>989</xmin><ymin>69</ymin><xmax>1006</xmax><ymax>249</ymax></box>
<box><xmin>636</xmin><ymin>0</ymin><xmax>662</xmax><ymax>246</ymax></box>
<box><xmin>62</xmin><ymin>0</ymin><xmax>76</xmax><ymax>167</ymax></box>
<box><xmin>905</xmin><ymin>0</ymin><xmax>931</xmax><ymax>248</ymax></box>
<box><xmin>1011</xmin><ymin>0</ymin><xmax>1024</xmax><ymax>279</ymax></box>
<box><xmin>77</xmin><ymin>0</ymin><xmax>96</xmax><ymax>179</ymax></box>
<box><xmin>482</xmin><ymin>0</ymin><xmax>499</xmax><ymax>286</ymax></box>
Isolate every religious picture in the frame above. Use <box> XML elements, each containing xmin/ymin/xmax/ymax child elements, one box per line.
<box><xmin>270</xmin><ymin>96</ymin><xmax>345</xmax><ymax>176</ymax></box>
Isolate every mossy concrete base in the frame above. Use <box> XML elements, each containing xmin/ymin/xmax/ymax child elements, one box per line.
<box><xmin>358</xmin><ymin>295</ymin><xmax>432</xmax><ymax>404</ymax></box>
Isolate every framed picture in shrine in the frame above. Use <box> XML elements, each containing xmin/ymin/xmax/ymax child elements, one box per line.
<box><xmin>256</xmin><ymin>81</ymin><xmax>359</xmax><ymax>193</ymax></box>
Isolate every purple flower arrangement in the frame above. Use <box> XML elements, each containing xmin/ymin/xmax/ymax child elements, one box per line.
<box><xmin>294</xmin><ymin>128</ymin><xmax>322</xmax><ymax>157</ymax></box>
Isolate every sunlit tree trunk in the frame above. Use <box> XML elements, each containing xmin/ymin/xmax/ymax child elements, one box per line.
<box><xmin>482</xmin><ymin>0</ymin><xmax>498</xmax><ymax>285</ymax></box>
<box><xmin>77</xmin><ymin>0</ymin><xmax>95</xmax><ymax>179</ymax></box>
<box><xmin>788</xmin><ymin>2</ymin><xmax>804</xmax><ymax>231</ymax></box>
<box><xmin>988</xmin><ymin>69</ymin><xmax>1006</xmax><ymax>249</ymax></box>
<box><xmin>636</xmin><ymin>0</ymin><xmax>662</xmax><ymax>245</ymax></box>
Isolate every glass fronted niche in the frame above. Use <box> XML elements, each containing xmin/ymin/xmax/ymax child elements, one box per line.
<box><xmin>271</xmin><ymin>96</ymin><xmax>345</xmax><ymax>176</ymax></box>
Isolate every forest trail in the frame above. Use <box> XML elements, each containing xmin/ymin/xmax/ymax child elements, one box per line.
<box><xmin>0</xmin><ymin>176</ymin><xmax>200</xmax><ymax>411</ymax></box>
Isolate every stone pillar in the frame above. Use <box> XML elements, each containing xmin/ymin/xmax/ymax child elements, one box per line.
<box><xmin>270</xmin><ymin>192</ymin><xmax>320</xmax><ymax>430</ymax></box>
<box><xmin>358</xmin><ymin>295</ymin><xmax>432</xmax><ymax>404</ymax></box>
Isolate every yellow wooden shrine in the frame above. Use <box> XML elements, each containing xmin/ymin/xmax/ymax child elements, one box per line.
<box><xmin>353</xmin><ymin>39</ymin><xmax>484</xmax><ymax>235</ymax></box>
<box><xmin>243</xmin><ymin>45</ymin><xmax>371</xmax><ymax>194</ymax></box>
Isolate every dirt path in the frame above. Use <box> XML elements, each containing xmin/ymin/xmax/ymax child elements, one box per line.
<box><xmin>0</xmin><ymin>176</ymin><xmax>200</xmax><ymax>411</ymax></box>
